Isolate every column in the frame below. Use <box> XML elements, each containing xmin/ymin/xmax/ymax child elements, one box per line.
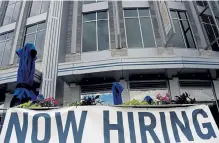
<box><xmin>168</xmin><ymin>77</ymin><xmax>180</xmax><ymax>100</ymax></box>
<box><xmin>41</xmin><ymin>1</ymin><xmax>63</xmax><ymax>98</ymax></box>
<box><xmin>119</xmin><ymin>79</ymin><xmax>130</xmax><ymax>103</ymax></box>
<box><xmin>3</xmin><ymin>93</ymin><xmax>12</xmax><ymax>108</ymax></box>
<box><xmin>63</xmin><ymin>83</ymin><xmax>81</xmax><ymax>106</ymax></box>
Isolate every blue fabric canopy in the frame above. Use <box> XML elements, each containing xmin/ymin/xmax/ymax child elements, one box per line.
<box><xmin>112</xmin><ymin>82</ymin><xmax>124</xmax><ymax>105</ymax></box>
<box><xmin>13</xmin><ymin>43</ymin><xmax>37</xmax><ymax>101</ymax></box>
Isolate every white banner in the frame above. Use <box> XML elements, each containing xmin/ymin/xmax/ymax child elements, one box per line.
<box><xmin>0</xmin><ymin>105</ymin><xmax>219</xmax><ymax>143</ymax></box>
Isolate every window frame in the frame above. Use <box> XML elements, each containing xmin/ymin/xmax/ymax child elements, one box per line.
<box><xmin>23</xmin><ymin>22</ymin><xmax>46</xmax><ymax>59</ymax></box>
<box><xmin>29</xmin><ymin>0</ymin><xmax>49</xmax><ymax>17</ymax></box>
<box><xmin>196</xmin><ymin>1</ymin><xmax>219</xmax><ymax>50</ymax></box>
<box><xmin>123</xmin><ymin>8</ymin><xmax>156</xmax><ymax>48</ymax></box>
<box><xmin>0</xmin><ymin>31</ymin><xmax>14</xmax><ymax>66</ymax></box>
<box><xmin>81</xmin><ymin>11</ymin><xmax>111</xmax><ymax>53</ymax></box>
<box><xmin>169</xmin><ymin>10</ymin><xmax>197</xmax><ymax>48</ymax></box>
<box><xmin>2</xmin><ymin>0</ymin><xmax>21</xmax><ymax>26</ymax></box>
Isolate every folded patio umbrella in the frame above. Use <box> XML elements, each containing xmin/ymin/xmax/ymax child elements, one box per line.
<box><xmin>112</xmin><ymin>82</ymin><xmax>124</xmax><ymax>105</ymax></box>
<box><xmin>10</xmin><ymin>43</ymin><xmax>37</xmax><ymax>107</ymax></box>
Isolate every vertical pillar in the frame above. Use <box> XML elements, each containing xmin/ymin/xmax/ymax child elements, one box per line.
<box><xmin>3</xmin><ymin>93</ymin><xmax>12</xmax><ymax>108</ymax></box>
<box><xmin>41</xmin><ymin>1</ymin><xmax>63</xmax><ymax>98</ymax></box>
<box><xmin>71</xmin><ymin>1</ymin><xmax>78</xmax><ymax>53</ymax></box>
<box><xmin>168</xmin><ymin>77</ymin><xmax>180</xmax><ymax>100</ymax></box>
<box><xmin>119</xmin><ymin>79</ymin><xmax>130</xmax><ymax>103</ymax></box>
<box><xmin>63</xmin><ymin>83</ymin><xmax>80</xmax><ymax>106</ymax></box>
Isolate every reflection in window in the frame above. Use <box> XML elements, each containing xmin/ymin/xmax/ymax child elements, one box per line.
<box><xmin>2</xmin><ymin>0</ymin><xmax>21</xmax><ymax>26</ymax></box>
<box><xmin>180</xmin><ymin>80</ymin><xmax>214</xmax><ymax>101</ymax></box>
<box><xmin>197</xmin><ymin>1</ymin><xmax>219</xmax><ymax>51</ymax></box>
<box><xmin>81</xmin><ymin>92</ymin><xmax>114</xmax><ymax>105</ymax></box>
<box><xmin>129</xmin><ymin>81</ymin><xmax>168</xmax><ymax>101</ymax></box>
<box><xmin>82</xmin><ymin>11</ymin><xmax>109</xmax><ymax>52</ymax></box>
<box><xmin>124</xmin><ymin>8</ymin><xmax>155</xmax><ymax>48</ymax></box>
<box><xmin>0</xmin><ymin>32</ymin><xmax>14</xmax><ymax>66</ymax></box>
<box><xmin>24</xmin><ymin>23</ymin><xmax>46</xmax><ymax>59</ymax></box>
<box><xmin>29</xmin><ymin>0</ymin><xmax>49</xmax><ymax>17</ymax></box>
<box><xmin>168</xmin><ymin>11</ymin><xmax>196</xmax><ymax>48</ymax></box>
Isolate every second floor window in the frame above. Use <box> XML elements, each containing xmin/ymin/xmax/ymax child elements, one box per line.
<box><xmin>2</xmin><ymin>1</ymin><xmax>21</xmax><ymax>26</ymax></box>
<box><xmin>196</xmin><ymin>1</ymin><xmax>219</xmax><ymax>51</ymax></box>
<box><xmin>124</xmin><ymin>8</ymin><xmax>155</xmax><ymax>48</ymax></box>
<box><xmin>24</xmin><ymin>23</ymin><xmax>46</xmax><ymax>59</ymax></box>
<box><xmin>168</xmin><ymin>11</ymin><xmax>196</xmax><ymax>48</ymax></box>
<box><xmin>29</xmin><ymin>0</ymin><xmax>49</xmax><ymax>17</ymax></box>
<box><xmin>82</xmin><ymin>11</ymin><xmax>110</xmax><ymax>52</ymax></box>
<box><xmin>0</xmin><ymin>32</ymin><xmax>14</xmax><ymax>66</ymax></box>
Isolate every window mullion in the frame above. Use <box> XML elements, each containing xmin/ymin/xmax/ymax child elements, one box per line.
<box><xmin>137</xmin><ymin>9</ymin><xmax>144</xmax><ymax>48</ymax></box>
<box><xmin>178</xmin><ymin>16</ymin><xmax>187</xmax><ymax>48</ymax></box>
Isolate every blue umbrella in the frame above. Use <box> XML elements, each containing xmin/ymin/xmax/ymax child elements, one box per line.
<box><xmin>112</xmin><ymin>82</ymin><xmax>124</xmax><ymax>105</ymax></box>
<box><xmin>10</xmin><ymin>43</ymin><xmax>37</xmax><ymax>107</ymax></box>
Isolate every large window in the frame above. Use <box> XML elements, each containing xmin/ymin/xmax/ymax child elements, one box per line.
<box><xmin>129</xmin><ymin>81</ymin><xmax>169</xmax><ymax>101</ymax></box>
<box><xmin>179</xmin><ymin>80</ymin><xmax>215</xmax><ymax>101</ymax></box>
<box><xmin>29</xmin><ymin>0</ymin><xmax>49</xmax><ymax>17</ymax></box>
<box><xmin>196</xmin><ymin>1</ymin><xmax>219</xmax><ymax>51</ymax></box>
<box><xmin>0</xmin><ymin>32</ymin><xmax>14</xmax><ymax>66</ymax></box>
<box><xmin>124</xmin><ymin>8</ymin><xmax>155</xmax><ymax>48</ymax></box>
<box><xmin>2</xmin><ymin>1</ymin><xmax>21</xmax><ymax>26</ymax></box>
<box><xmin>168</xmin><ymin>11</ymin><xmax>196</xmax><ymax>48</ymax></box>
<box><xmin>24</xmin><ymin>23</ymin><xmax>46</xmax><ymax>59</ymax></box>
<box><xmin>82</xmin><ymin>11</ymin><xmax>110</xmax><ymax>52</ymax></box>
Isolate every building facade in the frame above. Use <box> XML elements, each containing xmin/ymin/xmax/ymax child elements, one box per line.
<box><xmin>0</xmin><ymin>0</ymin><xmax>219</xmax><ymax>114</ymax></box>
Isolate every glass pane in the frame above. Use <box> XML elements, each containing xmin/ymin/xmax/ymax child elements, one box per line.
<box><xmin>170</xmin><ymin>11</ymin><xmax>177</xmax><ymax>19</ymax></box>
<box><xmin>201</xmin><ymin>14</ymin><xmax>210</xmax><ymax>23</ymax></box>
<box><xmin>97</xmin><ymin>11</ymin><xmax>107</xmax><ymax>20</ymax></box>
<box><xmin>26</xmin><ymin>25</ymin><xmax>37</xmax><ymax>34</ymax></box>
<box><xmin>181</xmin><ymin>20</ymin><xmax>189</xmax><ymax>31</ymax></box>
<box><xmin>83</xmin><ymin>12</ymin><xmax>96</xmax><ymax>22</ymax></box>
<box><xmin>204</xmin><ymin>24</ymin><xmax>216</xmax><ymax>42</ymax></box>
<box><xmin>138</xmin><ymin>9</ymin><xmax>149</xmax><ymax>17</ymax></box>
<box><xmin>180</xmin><ymin>88</ymin><xmax>214</xmax><ymax>101</ymax></box>
<box><xmin>130</xmin><ymin>89</ymin><xmax>169</xmax><ymax>101</ymax></box>
<box><xmin>29</xmin><ymin>1</ymin><xmax>41</xmax><ymax>17</ymax></box>
<box><xmin>24</xmin><ymin>34</ymin><xmax>35</xmax><ymax>45</ymax></box>
<box><xmin>82</xmin><ymin>22</ymin><xmax>97</xmax><ymax>52</ymax></box>
<box><xmin>41</xmin><ymin>1</ymin><xmax>49</xmax><ymax>14</ymax></box>
<box><xmin>125</xmin><ymin>18</ymin><xmax>142</xmax><ymax>48</ymax></box>
<box><xmin>168</xmin><ymin>20</ymin><xmax>185</xmax><ymax>47</ymax></box>
<box><xmin>140</xmin><ymin>18</ymin><xmax>155</xmax><ymax>47</ymax></box>
<box><xmin>97</xmin><ymin>20</ymin><xmax>109</xmax><ymax>51</ymax></box>
<box><xmin>212</xmin><ymin>26</ymin><xmax>219</xmax><ymax>37</ymax></box>
<box><xmin>178</xmin><ymin>11</ymin><xmax>187</xmax><ymax>19</ymax></box>
<box><xmin>3</xmin><ymin>4</ymin><xmax>15</xmax><ymax>25</ymax></box>
<box><xmin>7</xmin><ymin>32</ymin><xmax>14</xmax><ymax>39</ymax></box>
<box><xmin>208</xmin><ymin>16</ymin><xmax>215</xmax><ymax>25</ymax></box>
<box><xmin>81</xmin><ymin>92</ymin><xmax>114</xmax><ymax>105</ymax></box>
<box><xmin>1</xmin><ymin>40</ymin><xmax>12</xmax><ymax>66</ymax></box>
<box><xmin>212</xmin><ymin>42</ymin><xmax>219</xmax><ymax>51</ymax></box>
<box><xmin>185</xmin><ymin>30</ymin><xmax>196</xmax><ymax>48</ymax></box>
<box><xmin>35</xmin><ymin>31</ymin><xmax>45</xmax><ymax>59</ymax></box>
<box><xmin>38</xmin><ymin>23</ymin><xmax>46</xmax><ymax>30</ymax></box>
<box><xmin>0</xmin><ymin>34</ymin><xmax>6</xmax><ymax>42</ymax></box>
<box><xmin>11</xmin><ymin>2</ymin><xmax>21</xmax><ymax>23</ymax></box>
<box><xmin>124</xmin><ymin>9</ymin><xmax>138</xmax><ymax>17</ymax></box>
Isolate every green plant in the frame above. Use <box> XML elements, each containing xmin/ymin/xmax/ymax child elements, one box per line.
<box><xmin>172</xmin><ymin>92</ymin><xmax>196</xmax><ymax>104</ymax></box>
<box><xmin>123</xmin><ymin>99</ymin><xmax>149</xmax><ymax>105</ymax></box>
